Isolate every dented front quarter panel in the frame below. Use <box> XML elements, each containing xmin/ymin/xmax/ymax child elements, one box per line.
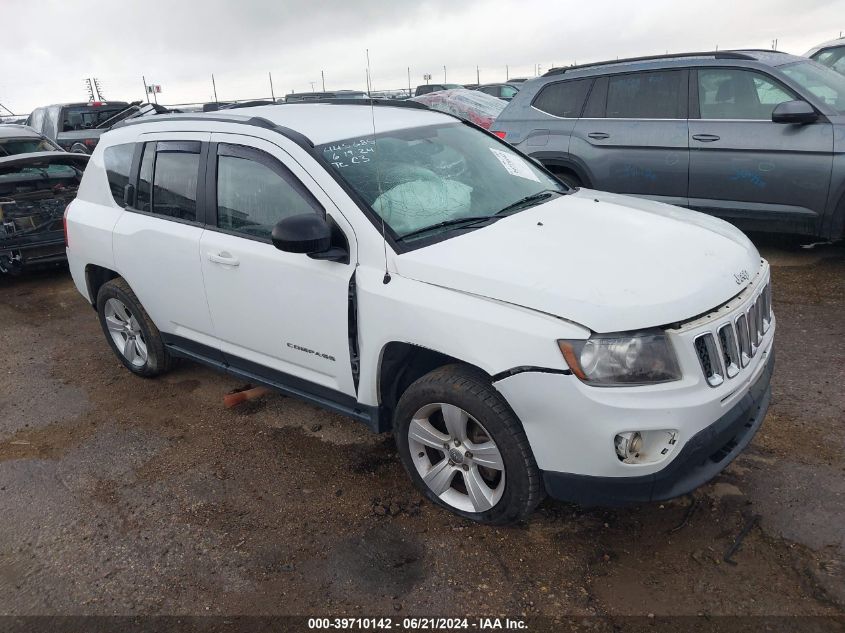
<box><xmin>353</xmin><ymin>265</ymin><xmax>590</xmax><ymax>408</ymax></box>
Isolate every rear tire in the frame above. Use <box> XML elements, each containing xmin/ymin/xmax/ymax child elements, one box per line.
<box><xmin>96</xmin><ymin>278</ymin><xmax>171</xmax><ymax>377</ymax></box>
<box><xmin>394</xmin><ymin>364</ymin><xmax>544</xmax><ymax>525</ymax></box>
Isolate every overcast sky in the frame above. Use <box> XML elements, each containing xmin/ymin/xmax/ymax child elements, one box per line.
<box><xmin>1</xmin><ymin>0</ymin><xmax>843</xmax><ymax>114</ymax></box>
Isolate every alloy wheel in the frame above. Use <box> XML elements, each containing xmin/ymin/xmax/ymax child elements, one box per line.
<box><xmin>104</xmin><ymin>298</ymin><xmax>148</xmax><ymax>368</ymax></box>
<box><xmin>408</xmin><ymin>402</ymin><xmax>505</xmax><ymax>513</ymax></box>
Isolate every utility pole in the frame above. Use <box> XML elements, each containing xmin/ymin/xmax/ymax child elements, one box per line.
<box><xmin>310</xmin><ymin>81</ymin><xmax>316</xmax><ymax>92</ymax></box>
<box><xmin>443</xmin><ymin>65</ymin><xmax>447</xmax><ymax>83</ymax></box>
<box><xmin>211</xmin><ymin>74</ymin><xmax>218</xmax><ymax>103</ymax></box>
<box><xmin>142</xmin><ymin>76</ymin><xmax>150</xmax><ymax>104</ymax></box>
<box><xmin>321</xmin><ymin>70</ymin><xmax>326</xmax><ymax>92</ymax></box>
<box><xmin>476</xmin><ymin>65</ymin><xmax>480</xmax><ymax>85</ymax></box>
<box><xmin>506</xmin><ymin>65</ymin><xmax>509</xmax><ymax>80</ymax></box>
<box><xmin>407</xmin><ymin>67</ymin><xmax>412</xmax><ymax>98</ymax></box>
<box><xmin>772</xmin><ymin>38</ymin><xmax>778</xmax><ymax>50</ymax></box>
<box><xmin>269</xmin><ymin>72</ymin><xmax>275</xmax><ymax>101</ymax></box>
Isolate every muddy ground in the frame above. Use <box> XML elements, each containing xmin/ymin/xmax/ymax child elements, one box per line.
<box><xmin>0</xmin><ymin>237</ymin><xmax>843</xmax><ymax>623</ymax></box>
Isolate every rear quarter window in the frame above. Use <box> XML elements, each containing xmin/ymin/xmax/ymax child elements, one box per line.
<box><xmin>103</xmin><ymin>143</ymin><xmax>134</xmax><ymax>206</ymax></box>
<box><xmin>532</xmin><ymin>79</ymin><xmax>593</xmax><ymax>117</ymax></box>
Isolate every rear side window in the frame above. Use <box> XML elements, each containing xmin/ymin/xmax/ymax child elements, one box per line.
<box><xmin>152</xmin><ymin>142</ymin><xmax>200</xmax><ymax>222</ymax></box>
<box><xmin>606</xmin><ymin>71</ymin><xmax>684</xmax><ymax>118</ymax></box>
<box><xmin>216</xmin><ymin>144</ymin><xmax>322</xmax><ymax>240</ymax></box>
<box><xmin>137</xmin><ymin>143</ymin><xmax>154</xmax><ymax>213</ymax></box>
<box><xmin>103</xmin><ymin>143</ymin><xmax>134</xmax><ymax>206</ymax></box>
<box><xmin>532</xmin><ymin>79</ymin><xmax>592</xmax><ymax>117</ymax></box>
<box><xmin>134</xmin><ymin>141</ymin><xmax>200</xmax><ymax>221</ymax></box>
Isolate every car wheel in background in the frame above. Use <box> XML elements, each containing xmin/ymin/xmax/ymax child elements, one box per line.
<box><xmin>96</xmin><ymin>278</ymin><xmax>172</xmax><ymax>377</ymax></box>
<box><xmin>394</xmin><ymin>364</ymin><xmax>544</xmax><ymax>525</ymax></box>
<box><xmin>552</xmin><ymin>170</ymin><xmax>582</xmax><ymax>189</ymax></box>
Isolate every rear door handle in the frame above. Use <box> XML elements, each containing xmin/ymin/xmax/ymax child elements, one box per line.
<box><xmin>588</xmin><ymin>132</ymin><xmax>610</xmax><ymax>140</ymax></box>
<box><xmin>692</xmin><ymin>134</ymin><xmax>720</xmax><ymax>142</ymax></box>
<box><xmin>207</xmin><ymin>251</ymin><xmax>240</xmax><ymax>267</ymax></box>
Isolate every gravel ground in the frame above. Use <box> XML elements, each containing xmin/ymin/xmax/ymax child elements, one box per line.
<box><xmin>0</xmin><ymin>237</ymin><xmax>843</xmax><ymax>622</ymax></box>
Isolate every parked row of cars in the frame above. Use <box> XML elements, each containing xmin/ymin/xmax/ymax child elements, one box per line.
<box><xmin>5</xmin><ymin>45</ymin><xmax>845</xmax><ymax>279</ymax></box>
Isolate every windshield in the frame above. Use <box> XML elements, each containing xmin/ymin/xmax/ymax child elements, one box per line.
<box><xmin>0</xmin><ymin>137</ymin><xmax>60</xmax><ymax>157</ymax></box>
<box><xmin>59</xmin><ymin>105</ymin><xmax>127</xmax><ymax>132</ymax></box>
<box><xmin>318</xmin><ymin>123</ymin><xmax>566</xmax><ymax>242</ymax></box>
<box><xmin>781</xmin><ymin>61</ymin><xmax>845</xmax><ymax>114</ymax></box>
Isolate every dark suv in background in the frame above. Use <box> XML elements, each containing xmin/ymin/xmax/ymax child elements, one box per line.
<box><xmin>493</xmin><ymin>50</ymin><xmax>845</xmax><ymax>240</ymax></box>
<box><xmin>27</xmin><ymin>101</ymin><xmax>131</xmax><ymax>154</ymax></box>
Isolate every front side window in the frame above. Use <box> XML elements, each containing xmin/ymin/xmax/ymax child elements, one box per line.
<box><xmin>781</xmin><ymin>61</ymin><xmax>845</xmax><ymax>114</ymax></box>
<box><xmin>606</xmin><ymin>71</ymin><xmax>683</xmax><ymax>119</ymax></box>
<box><xmin>533</xmin><ymin>78</ymin><xmax>592</xmax><ymax>117</ymax></box>
<box><xmin>501</xmin><ymin>85</ymin><xmax>519</xmax><ymax>99</ymax></box>
<box><xmin>216</xmin><ymin>145</ymin><xmax>322</xmax><ymax>239</ymax></box>
<box><xmin>698</xmin><ymin>68</ymin><xmax>796</xmax><ymax>119</ymax></box>
<box><xmin>103</xmin><ymin>143</ymin><xmax>134</xmax><ymax>206</ymax></box>
<box><xmin>319</xmin><ymin>123</ymin><xmax>566</xmax><ymax>244</ymax></box>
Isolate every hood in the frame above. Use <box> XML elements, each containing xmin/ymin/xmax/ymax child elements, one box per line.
<box><xmin>395</xmin><ymin>189</ymin><xmax>762</xmax><ymax>333</ymax></box>
<box><xmin>0</xmin><ymin>151</ymin><xmax>89</xmax><ymax>174</ymax></box>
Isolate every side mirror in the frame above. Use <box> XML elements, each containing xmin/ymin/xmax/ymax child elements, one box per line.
<box><xmin>271</xmin><ymin>213</ymin><xmax>349</xmax><ymax>263</ymax></box>
<box><xmin>772</xmin><ymin>100</ymin><xmax>818</xmax><ymax>124</ymax></box>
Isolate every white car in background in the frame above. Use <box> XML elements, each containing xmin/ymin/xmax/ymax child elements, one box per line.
<box><xmin>806</xmin><ymin>36</ymin><xmax>845</xmax><ymax>75</ymax></box>
<box><xmin>63</xmin><ymin>102</ymin><xmax>775</xmax><ymax>524</ymax></box>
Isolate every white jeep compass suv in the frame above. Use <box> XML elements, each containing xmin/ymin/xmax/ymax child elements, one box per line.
<box><xmin>64</xmin><ymin>101</ymin><xmax>775</xmax><ymax>525</ymax></box>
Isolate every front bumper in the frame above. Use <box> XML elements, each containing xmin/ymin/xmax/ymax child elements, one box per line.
<box><xmin>541</xmin><ymin>350</ymin><xmax>773</xmax><ymax>506</ymax></box>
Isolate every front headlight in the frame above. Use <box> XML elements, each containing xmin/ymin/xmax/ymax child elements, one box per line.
<box><xmin>558</xmin><ymin>331</ymin><xmax>681</xmax><ymax>386</ymax></box>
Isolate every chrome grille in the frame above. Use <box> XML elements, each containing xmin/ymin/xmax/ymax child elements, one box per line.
<box><xmin>695</xmin><ymin>333</ymin><xmax>724</xmax><ymax>387</ymax></box>
<box><xmin>717</xmin><ymin>323</ymin><xmax>740</xmax><ymax>379</ymax></box>
<box><xmin>736</xmin><ymin>313</ymin><xmax>751</xmax><ymax>367</ymax></box>
<box><xmin>691</xmin><ymin>278</ymin><xmax>772</xmax><ymax>387</ymax></box>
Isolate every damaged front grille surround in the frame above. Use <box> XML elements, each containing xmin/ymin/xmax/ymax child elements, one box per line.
<box><xmin>692</xmin><ymin>279</ymin><xmax>772</xmax><ymax>388</ymax></box>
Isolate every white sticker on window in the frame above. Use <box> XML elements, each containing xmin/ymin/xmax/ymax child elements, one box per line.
<box><xmin>489</xmin><ymin>148</ymin><xmax>541</xmax><ymax>183</ymax></box>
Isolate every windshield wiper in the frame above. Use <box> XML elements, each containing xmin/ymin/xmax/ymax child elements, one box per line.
<box><xmin>397</xmin><ymin>215</ymin><xmax>500</xmax><ymax>241</ymax></box>
<box><xmin>494</xmin><ymin>190</ymin><xmax>561</xmax><ymax>217</ymax></box>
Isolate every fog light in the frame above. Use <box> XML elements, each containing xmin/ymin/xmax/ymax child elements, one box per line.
<box><xmin>615</xmin><ymin>431</ymin><xmax>643</xmax><ymax>461</ymax></box>
<box><xmin>614</xmin><ymin>429</ymin><xmax>678</xmax><ymax>465</ymax></box>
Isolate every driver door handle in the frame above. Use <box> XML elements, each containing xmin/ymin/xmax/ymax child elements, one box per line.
<box><xmin>588</xmin><ymin>132</ymin><xmax>610</xmax><ymax>140</ymax></box>
<box><xmin>207</xmin><ymin>251</ymin><xmax>240</xmax><ymax>267</ymax></box>
<box><xmin>692</xmin><ymin>134</ymin><xmax>721</xmax><ymax>142</ymax></box>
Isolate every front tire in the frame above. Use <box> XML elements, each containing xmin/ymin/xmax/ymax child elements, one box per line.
<box><xmin>96</xmin><ymin>278</ymin><xmax>171</xmax><ymax>377</ymax></box>
<box><xmin>394</xmin><ymin>365</ymin><xmax>544</xmax><ymax>525</ymax></box>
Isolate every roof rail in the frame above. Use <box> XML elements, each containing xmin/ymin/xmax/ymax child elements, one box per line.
<box><xmin>284</xmin><ymin>97</ymin><xmax>429</xmax><ymax>110</ymax></box>
<box><xmin>544</xmin><ymin>51</ymin><xmax>756</xmax><ymax>76</ymax></box>
<box><xmin>112</xmin><ymin>113</ymin><xmax>316</xmax><ymax>147</ymax></box>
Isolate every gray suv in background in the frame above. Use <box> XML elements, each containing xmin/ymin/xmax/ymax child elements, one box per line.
<box><xmin>493</xmin><ymin>51</ymin><xmax>845</xmax><ymax>240</ymax></box>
